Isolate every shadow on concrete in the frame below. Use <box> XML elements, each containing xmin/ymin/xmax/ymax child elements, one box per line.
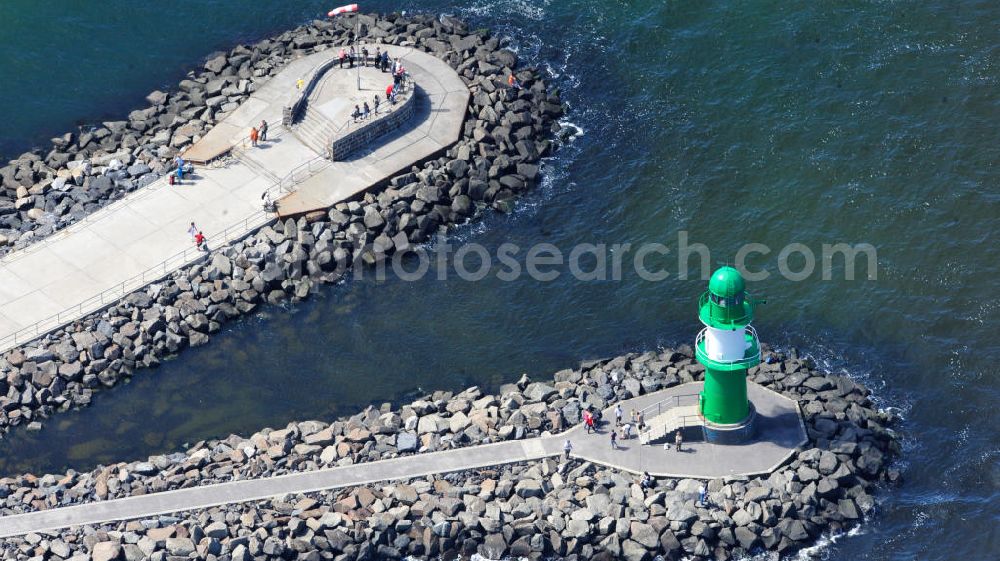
<box><xmin>338</xmin><ymin>87</ymin><xmax>430</xmax><ymax>163</ymax></box>
<box><xmin>753</xmin><ymin>409</ymin><xmax>807</xmax><ymax>446</ymax></box>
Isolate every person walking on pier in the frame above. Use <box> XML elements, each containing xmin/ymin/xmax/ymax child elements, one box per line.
<box><xmin>362</xmin><ymin>102</ymin><xmax>371</xmax><ymax>120</ymax></box>
<box><xmin>375</xmin><ymin>47</ymin><xmax>382</xmax><ymax>68</ymax></box>
<box><xmin>615</xmin><ymin>404</ymin><xmax>623</xmax><ymax>426</ymax></box>
<box><xmin>610</xmin><ymin>430</ymin><xmax>618</xmax><ymax>450</ymax></box>
<box><xmin>583</xmin><ymin>410</ymin><xmax>594</xmax><ymax>433</ymax></box>
<box><xmin>349</xmin><ymin>46</ymin><xmax>356</xmax><ymax>68</ymax></box>
<box><xmin>187</xmin><ymin>222</ymin><xmax>198</xmax><ymax>240</ymax></box>
<box><xmin>362</xmin><ymin>46</ymin><xmax>369</xmax><ymax>66</ymax></box>
<box><xmin>622</xmin><ymin>422</ymin><xmax>632</xmax><ymax>440</ymax></box>
<box><xmin>259</xmin><ymin>120</ymin><xmax>268</xmax><ymax>142</ymax></box>
<box><xmin>195</xmin><ymin>231</ymin><xmax>207</xmax><ymax>252</ymax></box>
<box><xmin>351</xmin><ymin>105</ymin><xmax>362</xmax><ymax>122</ymax></box>
<box><xmin>563</xmin><ymin>439</ymin><xmax>573</xmax><ymax>460</ymax></box>
<box><xmin>637</xmin><ymin>411</ymin><xmax>645</xmax><ymax>430</ymax></box>
<box><xmin>250</xmin><ymin>126</ymin><xmax>259</xmax><ymax>147</ymax></box>
<box><xmin>698</xmin><ymin>484</ymin><xmax>707</xmax><ymax>506</ymax></box>
<box><xmin>373</xmin><ymin>94</ymin><xmax>381</xmax><ymax>115</ymax></box>
<box><xmin>339</xmin><ymin>48</ymin><xmax>347</xmax><ymax>68</ymax></box>
<box><xmin>674</xmin><ymin>430</ymin><xmax>683</xmax><ymax>452</ymax></box>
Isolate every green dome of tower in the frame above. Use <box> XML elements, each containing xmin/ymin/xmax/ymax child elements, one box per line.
<box><xmin>699</xmin><ymin>266</ymin><xmax>754</xmax><ymax>329</ymax></box>
<box><xmin>708</xmin><ymin>266</ymin><xmax>745</xmax><ymax>298</ymax></box>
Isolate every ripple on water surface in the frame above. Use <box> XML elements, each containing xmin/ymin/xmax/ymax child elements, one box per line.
<box><xmin>0</xmin><ymin>2</ymin><xmax>997</xmax><ymax>561</ymax></box>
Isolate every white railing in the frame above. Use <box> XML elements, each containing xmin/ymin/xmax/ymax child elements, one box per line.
<box><xmin>639</xmin><ymin>407</ymin><xmax>703</xmax><ymax>445</ymax></box>
<box><xmin>638</xmin><ymin>392</ymin><xmax>701</xmax><ymax>420</ymax></box>
<box><xmin>635</xmin><ymin>393</ymin><xmax>702</xmax><ymax>445</ymax></box>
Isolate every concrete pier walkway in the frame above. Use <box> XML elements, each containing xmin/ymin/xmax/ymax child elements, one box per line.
<box><xmin>0</xmin><ymin>45</ymin><xmax>467</xmax><ymax>354</ymax></box>
<box><xmin>0</xmin><ymin>384</ymin><xmax>805</xmax><ymax>538</ymax></box>
<box><xmin>0</xmin><ymin>438</ymin><xmax>560</xmax><ymax>539</ymax></box>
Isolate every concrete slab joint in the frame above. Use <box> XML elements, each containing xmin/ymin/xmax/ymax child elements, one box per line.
<box><xmin>0</xmin><ymin>44</ymin><xmax>469</xmax><ymax>354</ymax></box>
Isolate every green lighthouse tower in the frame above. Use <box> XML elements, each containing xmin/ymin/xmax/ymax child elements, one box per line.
<box><xmin>695</xmin><ymin>266</ymin><xmax>762</xmax><ymax>442</ymax></box>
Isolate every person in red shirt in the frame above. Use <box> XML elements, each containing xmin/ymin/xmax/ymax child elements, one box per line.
<box><xmin>195</xmin><ymin>231</ymin><xmax>206</xmax><ymax>252</ymax></box>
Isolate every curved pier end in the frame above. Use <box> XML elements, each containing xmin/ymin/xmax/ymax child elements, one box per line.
<box><xmin>275</xmin><ymin>46</ymin><xmax>470</xmax><ymax>218</ymax></box>
<box><xmin>569</xmin><ymin>381</ymin><xmax>807</xmax><ymax>479</ymax></box>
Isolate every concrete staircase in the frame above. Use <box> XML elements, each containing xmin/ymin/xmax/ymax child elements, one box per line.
<box><xmin>293</xmin><ymin>107</ymin><xmax>340</xmax><ymax>158</ymax></box>
<box><xmin>639</xmin><ymin>405</ymin><xmax>703</xmax><ymax>445</ymax></box>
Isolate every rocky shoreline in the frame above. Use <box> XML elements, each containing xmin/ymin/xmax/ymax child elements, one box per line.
<box><xmin>0</xmin><ymin>347</ymin><xmax>900</xmax><ymax>560</ymax></box>
<box><xmin>0</xmin><ymin>12</ymin><xmax>567</xmax><ymax>436</ymax></box>
<box><xmin>0</xmin><ymin>13</ymin><xmax>557</xmax><ymax>255</ymax></box>
<box><xmin>0</xmin><ymin>11</ymin><xmax>903</xmax><ymax>561</ymax></box>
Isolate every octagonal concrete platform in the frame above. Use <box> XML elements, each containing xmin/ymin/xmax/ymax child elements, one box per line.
<box><xmin>562</xmin><ymin>381</ymin><xmax>808</xmax><ymax>479</ymax></box>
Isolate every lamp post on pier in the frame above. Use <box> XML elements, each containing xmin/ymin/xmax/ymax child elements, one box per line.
<box><xmin>327</xmin><ymin>4</ymin><xmax>362</xmax><ymax>91</ymax></box>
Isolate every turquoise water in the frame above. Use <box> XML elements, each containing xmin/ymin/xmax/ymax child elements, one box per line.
<box><xmin>1</xmin><ymin>1</ymin><xmax>998</xmax><ymax>559</ymax></box>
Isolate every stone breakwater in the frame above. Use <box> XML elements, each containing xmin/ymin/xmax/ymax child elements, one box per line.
<box><xmin>0</xmin><ymin>12</ymin><xmax>565</xmax><ymax>435</ymax></box>
<box><xmin>0</xmin><ymin>348</ymin><xmax>901</xmax><ymax>560</ymax></box>
<box><xmin>0</xmin><ymin>10</ymin><xmax>562</xmax><ymax>255</ymax></box>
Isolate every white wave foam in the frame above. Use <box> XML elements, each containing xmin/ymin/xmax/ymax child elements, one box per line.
<box><xmin>557</xmin><ymin>118</ymin><xmax>586</xmax><ymax>140</ymax></box>
<box><xmin>461</xmin><ymin>0</ymin><xmax>549</xmax><ymax>21</ymax></box>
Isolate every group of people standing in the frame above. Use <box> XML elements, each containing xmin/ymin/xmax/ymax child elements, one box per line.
<box><xmin>338</xmin><ymin>45</ymin><xmax>397</xmax><ymax>72</ymax></box>
<box><xmin>353</xmin><ymin>89</ymin><xmax>390</xmax><ymax>121</ymax></box>
<box><xmin>609</xmin><ymin>404</ymin><xmax>646</xmax><ymax>449</ymax></box>
<box><xmin>580</xmin><ymin>403</ymin><xmax>649</xmax><ymax>450</ymax></box>
<box><xmin>249</xmin><ymin>119</ymin><xmax>269</xmax><ymax>148</ymax></box>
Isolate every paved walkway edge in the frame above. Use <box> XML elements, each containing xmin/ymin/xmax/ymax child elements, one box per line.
<box><xmin>0</xmin><ymin>439</ymin><xmax>559</xmax><ymax>538</ymax></box>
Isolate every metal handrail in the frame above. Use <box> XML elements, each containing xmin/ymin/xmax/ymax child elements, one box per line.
<box><xmin>638</xmin><ymin>392</ymin><xmax>701</xmax><ymax>420</ymax></box>
<box><xmin>295</xmin><ymin>74</ymin><xmax>414</xmax><ymax>160</ymax></box>
<box><xmin>284</xmin><ymin>40</ymin><xmax>412</xmax><ymax>127</ymax></box>
<box><xmin>330</xmin><ymin>75</ymin><xmax>413</xmax><ymax>135</ymax></box>
<box><xmin>0</xmin><ymin>209</ymin><xmax>273</xmax><ymax>353</ymax></box>
<box><xmin>263</xmin><ymin>156</ymin><xmax>330</xmax><ymax>201</ymax></box>
<box><xmin>1</xmin><ymin>171</ymin><xmax>177</xmax><ymax>264</ymax></box>
<box><xmin>639</xmin><ymin>413</ymin><xmax>704</xmax><ymax>445</ymax></box>
<box><xmin>0</xmin><ymin>136</ymin><xmax>337</xmax><ymax>354</ymax></box>
<box><xmin>635</xmin><ymin>393</ymin><xmax>702</xmax><ymax>443</ymax></box>
<box><xmin>0</xmin><ymin>53</ymin><xmax>418</xmax><ymax>352</ymax></box>
<box><xmin>0</xmin><ymin>126</ymin><xmax>296</xmax><ymax>264</ymax></box>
